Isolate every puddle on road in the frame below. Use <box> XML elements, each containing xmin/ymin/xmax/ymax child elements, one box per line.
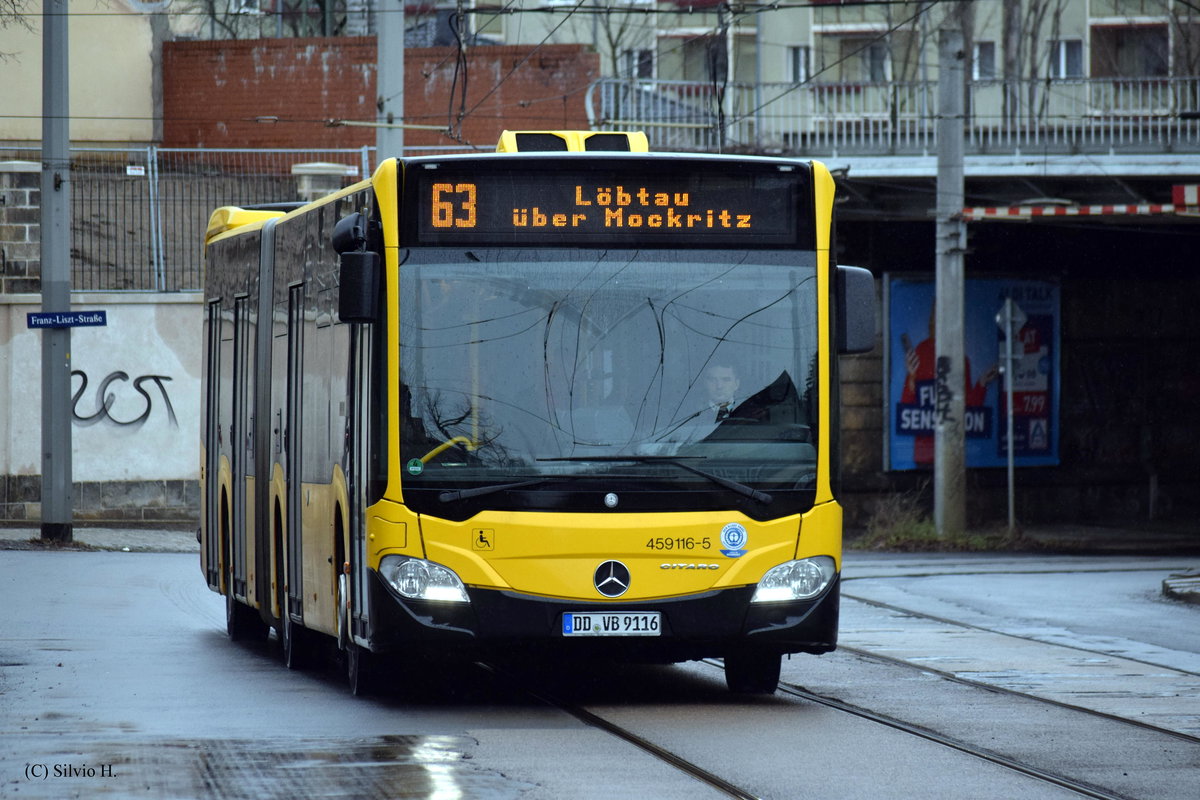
<box><xmin>13</xmin><ymin>735</ymin><xmax>531</xmax><ymax>799</ymax></box>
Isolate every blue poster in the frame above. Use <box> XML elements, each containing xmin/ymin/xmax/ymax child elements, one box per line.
<box><xmin>887</xmin><ymin>277</ymin><xmax>1060</xmax><ymax>471</ymax></box>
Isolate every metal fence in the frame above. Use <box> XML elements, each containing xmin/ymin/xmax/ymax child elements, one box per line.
<box><xmin>1</xmin><ymin>146</ymin><xmax>381</xmax><ymax>293</ymax></box>
<box><xmin>124</xmin><ymin>147</ymin><xmax>370</xmax><ymax>293</ymax></box>
<box><xmin>587</xmin><ymin>75</ymin><xmax>1200</xmax><ymax>156</ymax></box>
<box><xmin>154</xmin><ymin>148</ymin><xmax>377</xmax><ymax>292</ymax></box>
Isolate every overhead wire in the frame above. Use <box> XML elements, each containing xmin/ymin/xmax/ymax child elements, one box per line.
<box><xmin>3</xmin><ymin>1</ymin><xmax>983</xmax><ymax>19</ymax></box>
<box><xmin>445</xmin><ymin>0</ymin><xmax>592</xmax><ymax>147</ymax></box>
<box><xmin>448</xmin><ymin>2</ymin><xmax>471</xmax><ymax>140</ymax></box>
<box><xmin>382</xmin><ymin>0</ymin><xmax>523</xmax><ymax>107</ymax></box>
<box><xmin>722</xmin><ymin>0</ymin><xmax>941</xmax><ymax>130</ymax></box>
<box><xmin>7</xmin><ymin>0</ymin><xmax>1197</xmax><ymax>167</ymax></box>
<box><xmin>445</xmin><ymin>2</ymin><xmax>764</xmax><ymax>143</ymax></box>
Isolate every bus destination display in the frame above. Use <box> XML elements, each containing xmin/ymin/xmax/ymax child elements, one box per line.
<box><xmin>413</xmin><ymin>166</ymin><xmax>808</xmax><ymax>247</ymax></box>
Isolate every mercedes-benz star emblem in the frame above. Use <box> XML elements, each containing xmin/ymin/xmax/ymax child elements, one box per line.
<box><xmin>593</xmin><ymin>560</ymin><xmax>631</xmax><ymax>598</ymax></box>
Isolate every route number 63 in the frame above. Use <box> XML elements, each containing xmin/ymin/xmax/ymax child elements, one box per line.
<box><xmin>431</xmin><ymin>183</ymin><xmax>477</xmax><ymax>228</ymax></box>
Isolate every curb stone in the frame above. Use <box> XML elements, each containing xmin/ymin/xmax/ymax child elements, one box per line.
<box><xmin>0</xmin><ymin>527</ymin><xmax>198</xmax><ymax>553</ymax></box>
<box><xmin>1162</xmin><ymin>569</ymin><xmax>1200</xmax><ymax>605</ymax></box>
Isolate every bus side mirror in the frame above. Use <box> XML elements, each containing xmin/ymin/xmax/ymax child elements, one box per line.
<box><xmin>334</xmin><ymin>212</ymin><xmax>379</xmax><ymax>324</ymax></box>
<box><xmin>837</xmin><ymin>265</ymin><xmax>876</xmax><ymax>354</ymax></box>
<box><xmin>338</xmin><ymin>250</ymin><xmax>379</xmax><ymax>324</ymax></box>
<box><xmin>333</xmin><ymin>211</ymin><xmax>368</xmax><ymax>254</ymax></box>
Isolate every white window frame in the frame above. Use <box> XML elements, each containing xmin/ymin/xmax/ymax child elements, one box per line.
<box><xmin>1051</xmin><ymin>39</ymin><xmax>1085</xmax><ymax>79</ymax></box>
<box><xmin>974</xmin><ymin>41</ymin><xmax>996</xmax><ymax>80</ymax></box>
<box><xmin>790</xmin><ymin>45</ymin><xmax>812</xmax><ymax>83</ymax></box>
<box><xmin>621</xmin><ymin>47</ymin><xmax>655</xmax><ymax>80</ymax></box>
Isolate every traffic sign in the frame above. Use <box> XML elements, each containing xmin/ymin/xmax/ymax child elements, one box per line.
<box><xmin>27</xmin><ymin>310</ymin><xmax>107</xmax><ymax>329</ymax></box>
<box><xmin>995</xmin><ymin>297</ymin><xmax>1026</xmax><ymax>333</ymax></box>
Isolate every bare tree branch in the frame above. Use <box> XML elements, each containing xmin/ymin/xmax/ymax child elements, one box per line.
<box><xmin>1</xmin><ymin>0</ymin><xmax>35</xmax><ymax>31</ymax></box>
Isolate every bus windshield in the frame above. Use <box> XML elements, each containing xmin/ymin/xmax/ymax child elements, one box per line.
<box><xmin>399</xmin><ymin>248</ymin><xmax>820</xmax><ymax>518</ymax></box>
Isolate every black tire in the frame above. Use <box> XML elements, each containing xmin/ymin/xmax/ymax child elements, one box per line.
<box><xmin>346</xmin><ymin>643</ymin><xmax>378</xmax><ymax>696</ymax></box>
<box><xmin>281</xmin><ymin>614</ymin><xmax>317</xmax><ymax>670</ymax></box>
<box><xmin>225</xmin><ymin>592</ymin><xmax>268</xmax><ymax>642</ymax></box>
<box><xmin>337</xmin><ymin>574</ymin><xmax>350</xmax><ymax>652</ymax></box>
<box><xmin>724</xmin><ymin>649</ymin><xmax>781</xmax><ymax>694</ymax></box>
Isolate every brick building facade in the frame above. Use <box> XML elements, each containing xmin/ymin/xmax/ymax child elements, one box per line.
<box><xmin>162</xmin><ymin>38</ymin><xmax>600</xmax><ymax>152</ymax></box>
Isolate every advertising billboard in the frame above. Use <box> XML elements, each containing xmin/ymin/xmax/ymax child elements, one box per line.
<box><xmin>886</xmin><ymin>276</ymin><xmax>1060</xmax><ymax>471</ymax></box>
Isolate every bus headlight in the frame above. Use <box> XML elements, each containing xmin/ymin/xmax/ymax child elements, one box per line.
<box><xmin>751</xmin><ymin>556</ymin><xmax>836</xmax><ymax>602</ymax></box>
<box><xmin>379</xmin><ymin>555</ymin><xmax>470</xmax><ymax>603</ymax></box>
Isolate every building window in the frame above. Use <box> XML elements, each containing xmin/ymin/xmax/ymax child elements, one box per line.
<box><xmin>833</xmin><ymin>36</ymin><xmax>889</xmax><ymax>83</ymax></box>
<box><xmin>854</xmin><ymin>38</ymin><xmax>892</xmax><ymax>82</ymax></box>
<box><xmin>790</xmin><ymin>45</ymin><xmax>811</xmax><ymax>83</ymax></box>
<box><xmin>622</xmin><ymin>48</ymin><xmax>654</xmax><ymax>80</ymax></box>
<box><xmin>1090</xmin><ymin>25</ymin><xmax>1168</xmax><ymax>78</ymax></box>
<box><xmin>974</xmin><ymin>41</ymin><xmax>996</xmax><ymax>80</ymax></box>
<box><xmin>1175</xmin><ymin>22</ymin><xmax>1200</xmax><ymax>75</ymax></box>
<box><xmin>1051</xmin><ymin>39</ymin><xmax>1085</xmax><ymax>78</ymax></box>
<box><xmin>679</xmin><ymin>34</ymin><xmax>726</xmax><ymax>83</ymax></box>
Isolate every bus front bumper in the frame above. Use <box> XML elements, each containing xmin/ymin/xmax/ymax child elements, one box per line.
<box><xmin>365</xmin><ymin>570</ymin><xmax>839</xmax><ymax>661</ymax></box>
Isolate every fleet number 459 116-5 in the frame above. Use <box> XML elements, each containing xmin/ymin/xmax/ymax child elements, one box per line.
<box><xmin>646</xmin><ymin>537</ymin><xmax>711</xmax><ymax>551</ymax></box>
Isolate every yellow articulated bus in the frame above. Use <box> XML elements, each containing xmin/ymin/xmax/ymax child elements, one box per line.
<box><xmin>200</xmin><ymin>130</ymin><xmax>875</xmax><ymax>695</ymax></box>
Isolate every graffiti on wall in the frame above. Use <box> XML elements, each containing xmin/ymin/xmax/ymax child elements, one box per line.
<box><xmin>71</xmin><ymin>370</ymin><xmax>179</xmax><ymax>429</ymax></box>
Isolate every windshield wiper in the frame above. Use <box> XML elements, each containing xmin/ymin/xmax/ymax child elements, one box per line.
<box><xmin>437</xmin><ymin>473</ymin><xmax>602</xmax><ymax>503</ymax></box>
<box><xmin>538</xmin><ymin>455</ymin><xmax>773</xmax><ymax>505</ymax></box>
<box><xmin>438</xmin><ymin>478</ymin><xmax>548</xmax><ymax>503</ymax></box>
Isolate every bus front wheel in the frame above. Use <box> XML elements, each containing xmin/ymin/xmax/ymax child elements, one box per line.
<box><xmin>346</xmin><ymin>643</ymin><xmax>379</xmax><ymax>696</ymax></box>
<box><xmin>723</xmin><ymin>649</ymin><xmax>781</xmax><ymax>694</ymax></box>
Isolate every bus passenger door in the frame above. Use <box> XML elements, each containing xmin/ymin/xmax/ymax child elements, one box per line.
<box><xmin>347</xmin><ymin>322</ymin><xmax>373</xmax><ymax>643</ymax></box>
<box><xmin>203</xmin><ymin>299</ymin><xmax>222</xmax><ymax>590</ymax></box>
<box><xmin>252</xmin><ymin>219</ymin><xmax>277</xmax><ymax>623</ymax></box>
<box><xmin>284</xmin><ymin>283</ymin><xmax>305</xmax><ymax>625</ymax></box>
<box><xmin>229</xmin><ymin>294</ymin><xmax>252</xmax><ymax>601</ymax></box>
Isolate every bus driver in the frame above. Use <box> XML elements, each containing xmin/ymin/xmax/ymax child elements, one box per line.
<box><xmin>704</xmin><ymin>363</ymin><xmax>741</xmax><ymax>422</ymax></box>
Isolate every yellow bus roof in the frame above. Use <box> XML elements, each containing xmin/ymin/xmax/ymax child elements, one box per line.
<box><xmin>205</xmin><ymin>207</ymin><xmax>287</xmax><ymax>242</ymax></box>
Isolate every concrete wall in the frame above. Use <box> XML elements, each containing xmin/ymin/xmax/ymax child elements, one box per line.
<box><xmin>0</xmin><ymin>293</ymin><xmax>201</xmax><ymax>523</ymax></box>
<box><xmin>0</xmin><ymin>0</ymin><xmax>159</xmax><ymax>143</ymax></box>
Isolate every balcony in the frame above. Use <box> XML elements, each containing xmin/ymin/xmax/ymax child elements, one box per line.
<box><xmin>587</xmin><ymin>76</ymin><xmax>1200</xmax><ymax>157</ymax></box>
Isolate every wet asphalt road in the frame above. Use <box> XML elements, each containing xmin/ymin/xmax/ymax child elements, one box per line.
<box><xmin>1</xmin><ymin>548</ymin><xmax>1197</xmax><ymax>799</ymax></box>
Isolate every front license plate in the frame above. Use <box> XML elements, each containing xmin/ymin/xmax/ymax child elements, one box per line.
<box><xmin>562</xmin><ymin>612</ymin><xmax>661</xmax><ymax>637</ymax></box>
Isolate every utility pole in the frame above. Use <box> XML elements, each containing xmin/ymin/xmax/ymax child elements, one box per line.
<box><xmin>934</xmin><ymin>23</ymin><xmax>967</xmax><ymax>538</ymax></box>
<box><xmin>1001</xmin><ymin>0</ymin><xmax>1021</xmax><ymax>127</ymax></box>
<box><xmin>376</xmin><ymin>0</ymin><xmax>405</xmax><ymax>163</ymax></box>
<box><xmin>754</xmin><ymin>7</ymin><xmax>763</xmax><ymax>151</ymax></box>
<box><xmin>41</xmin><ymin>0</ymin><xmax>73</xmax><ymax>542</ymax></box>
<box><xmin>710</xmin><ymin>2</ymin><xmax>732</xmax><ymax>152</ymax></box>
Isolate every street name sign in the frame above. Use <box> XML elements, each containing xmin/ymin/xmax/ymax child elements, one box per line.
<box><xmin>27</xmin><ymin>311</ymin><xmax>107</xmax><ymax>329</ymax></box>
